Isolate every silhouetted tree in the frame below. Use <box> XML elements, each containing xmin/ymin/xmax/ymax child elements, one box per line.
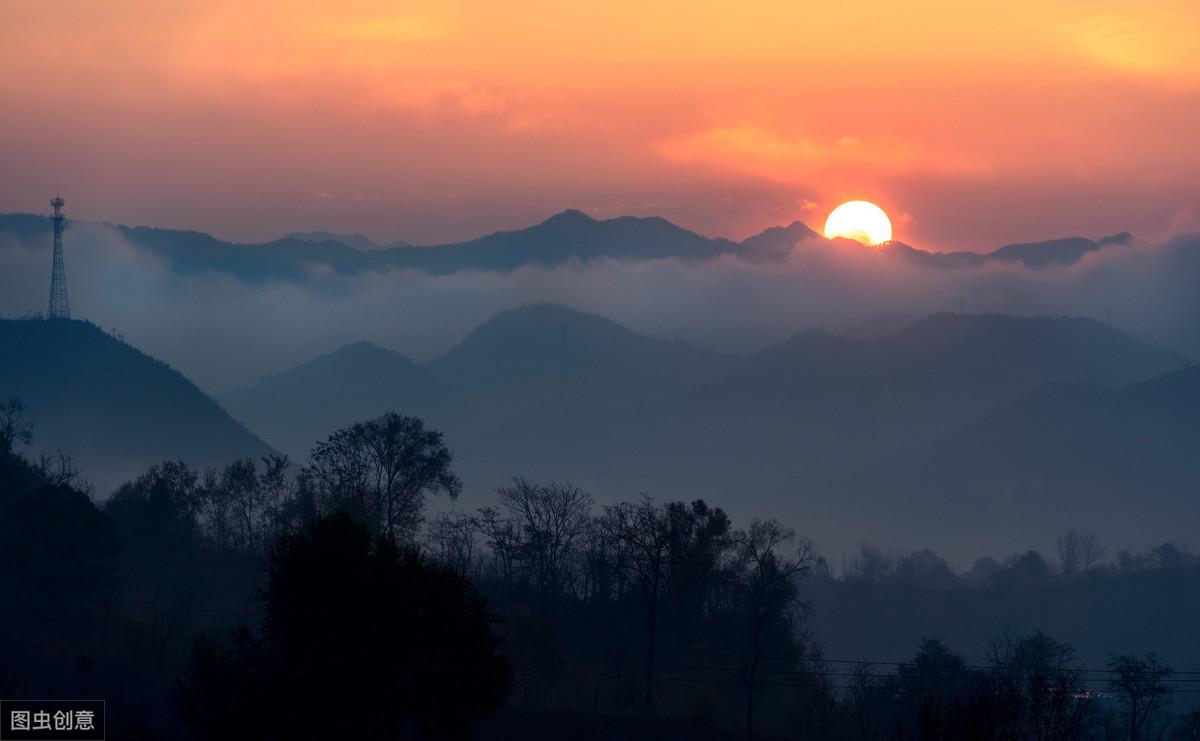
<box><xmin>600</xmin><ymin>497</ymin><xmax>672</xmax><ymax>712</ymax></box>
<box><xmin>985</xmin><ymin>630</ymin><xmax>1091</xmax><ymax>740</ymax></box>
<box><xmin>732</xmin><ymin>518</ymin><xmax>812</xmax><ymax>739</ymax></box>
<box><xmin>1057</xmin><ymin>529</ymin><xmax>1105</xmax><ymax>578</ymax></box>
<box><xmin>1108</xmin><ymin>653</ymin><xmax>1172</xmax><ymax>741</ymax></box>
<box><xmin>177</xmin><ymin>512</ymin><xmax>509</xmax><ymax>740</ymax></box>
<box><xmin>844</xmin><ymin>543</ymin><xmax>894</xmax><ymax>584</ymax></box>
<box><xmin>0</xmin><ymin>399</ymin><xmax>49</xmax><ymax>507</ymax></box>
<box><xmin>662</xmin><ymin>499</ymin><xmax>732</xmax><ymax>641</ymax></box>
<box><xmin>303</xmin><ymin>413</ymin><xmax>462</xmax><ymax>540</ymax></box>
<box><xmin>0</xmin><ymin>397</ymin><xmax>33</xmax><ymax>454</ymax></box>
<box><xmin>105</xmin><ymin>461</ymin><xmax>204</xmax><ymax>599</ymax></box>
<box><xmin>426</xmin><ymin>511</ymin><xmax>479</xmax><ymax>576</ymax></box>
<box><xmin>897</xmin><ymin>638</ymin><xmax>973</xmax><ymax>740</ymax></box>
<box><xmin>995</xmin><ymin>550</ymin><xmax>1052</xmax><ymax>589</ymax></box>
<box><xmin>496</xmin><ymin>478</ymin><xmax>592</xmax><ymax>601</ymax></box>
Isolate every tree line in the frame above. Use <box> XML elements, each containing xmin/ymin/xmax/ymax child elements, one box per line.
<box><xmin>1</xmin><ymin>399</ymin><xmax>1198</xmax><ymax>739</ymax></box>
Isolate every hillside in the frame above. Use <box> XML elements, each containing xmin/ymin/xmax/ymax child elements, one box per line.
<box><xmin>829</xmin><ymin>363</ymin><xmax>1200</xmax><ymax>558</ymax></box>
<box><xmin>643</xmin><ymin>313</ymin><xmax>1185</xmax><ymax>483</ymax></box>
<box><xmin>221</xmin><ymin>309</ymin><xmax>1187</xmax><ymax>538</ymax></box>
<box><xmin>220</xmin><ymin>304</ymin><xmax>736</xmax><ymax>461</ymax></box>
<box><xmin>0</xmin><ymin>319</ymin><xmax>274</xmax><ymax>493</ymax></box>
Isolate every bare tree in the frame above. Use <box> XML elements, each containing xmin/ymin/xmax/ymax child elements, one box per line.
<box><xmin>844</xmin><ymin>543</ymin><xmax>894</xmax><ymax>584</ymax></box>
<box><xmin>497</xmin><ymin>478</ymin><xmax>593</xmax><ymax>600</ymax></box>
<box><xmin>1108</xmin><ymin>653</ymin><xmax>1173</xmax><ymax>741</ymax></box>
<box><xmin>1057</xmin><ymin>529</ymin><xmax>1105</xmax><ymax>578</ymax></box>
<box><xmin>986</xmin><ymin>630</ymin><xmax>1091</xmax><ymax>740</ymax></box>
<box><xmin>475</xmin><ymin>506</ymin><xmax>524</xmax><ymax>605</ymax></box>
<box><xmin>257</xmin><ymin>454</ymin><xmax>295</xmax><ymax>541</ymax></box>
<box><xmin>0</xmin><ymin>398</ymin><xmax>33</xmax><ymax>453</ymax></box>
<box><xmin>732</xmin><ymin>518</ymin><xmax>813</xmax><ymax>739</ymax></box>
<box><xmin>426</xmin><ymin>512</ymin><xmax>479</xmax><ymax>576</ymax></box>
<box><xmin>599</xmin><ymin>496</ymin><xmax>672</xmax><ymax>712</ymax></box>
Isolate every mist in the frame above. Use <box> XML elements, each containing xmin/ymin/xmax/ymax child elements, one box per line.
<box><xmin>1</xmin><ymin>219</ymin><xmax>1197</xmax><ymax>393</ymax></box>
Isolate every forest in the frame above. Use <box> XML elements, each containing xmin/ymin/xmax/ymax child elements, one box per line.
<box><xmin>1</xmin><ymin>399</ymin><xmax>1198</xmax><ymax>740</ymax></box>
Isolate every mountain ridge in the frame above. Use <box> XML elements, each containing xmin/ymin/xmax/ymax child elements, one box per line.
<box><xmin>0</xmin><ymin>318</ymin><xmax>275</xmax><ymax>493</ymax></box>
<box><xmin>0</xmin><ymin>209</ymin><xmax>1143</xmax><ymax>282</ymax></box>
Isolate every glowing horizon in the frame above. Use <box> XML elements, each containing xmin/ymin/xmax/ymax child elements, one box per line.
<box><xmin>1</xmin><ymin>1</ymin><xmax>1197</xmax><ymax>250</ymax></box>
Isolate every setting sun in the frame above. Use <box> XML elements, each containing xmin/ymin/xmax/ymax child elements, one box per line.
<box><xmin>823</xmin><ymin>201</ymin><xmax>893</xmax><ymax>245</ymax></box>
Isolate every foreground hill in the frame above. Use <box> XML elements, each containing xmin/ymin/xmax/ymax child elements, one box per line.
<box><xmin>0</xmin><ymin>319</ymin><xmax>273</xmax><ymax>493</ymax></box>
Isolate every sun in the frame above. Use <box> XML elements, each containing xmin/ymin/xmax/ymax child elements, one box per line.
<box><xmin>823</xmin><ymin>201</ymin><xmax>893</xmax><ymax>245</ymax></box>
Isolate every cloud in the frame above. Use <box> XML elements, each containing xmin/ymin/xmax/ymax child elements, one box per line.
<box><xmin>3</xmin><ymin>221</ymin><xmax>1198</xmax><ymax>398</ymax></box>
<box><xmin>655</xmin><ymin>124</ymin><xmax>989</xmax><ymax>185</ymax></box>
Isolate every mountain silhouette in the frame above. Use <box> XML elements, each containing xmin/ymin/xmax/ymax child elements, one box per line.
<box><xmin>221</xmin><ymin>304</ymin><xmax>735</xmax><ymax>461</ymax></box>
<box><xmin>989</xmin><ymin>232</ymin><xmax>1132</xmax><ymax>268</ymax></box>
<box><xmin>219</xmin><ymin>341</ymin><xmax>429</xmax><ymax>457</ymax></box>
<box><xmin>1</xmin><ymin>210</ymin><xmax>1144</xmax><ymax>284</ymax></box>
<box><xmin>656</xmin><ymin>313</ymin><xmax>1185</xmax><ymax>475</ymax></box>
<box><xmin>0</xmin><ymin>319</ymin><xmax>274</xmax><ymax>492</ymax></box>
<box><xmin>285</xmin><ymin>231</ymin><xmax>410</xmax><ymax>251</ymax></box>
<box><xmin>222</xmin><ymin>308</ymin><xmax>1183</xmax><ymax>528</ymax></box>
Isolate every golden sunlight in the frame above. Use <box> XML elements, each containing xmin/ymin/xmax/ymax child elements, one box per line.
<box><xmin>823</xmin><ymin>201</ymin><xmax>893</xmax><ymax>245</ymax></box>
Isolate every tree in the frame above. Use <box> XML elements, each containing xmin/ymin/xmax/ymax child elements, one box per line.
<box><xmin>496</xmin><ymin>478</ymin><xmax>592</xmax><ymax>600</ymax></box>
<box><xmin>0</xmin><ymin>398</ymin><xmax>33</xmax><ymax>454</ymax></box>
<box><xmin>303</xmin><ymin>413</ymin><xmax>462</xmax><ymax>540</ymax></box>
<box><xmin>898</xmin><ymin>638</ymin><xmax>973</xmax><ymax>740</ymax></box>
<box><xmin>662</xmin><ymin>499</ymin><xmax>732</xmax><ymax>641</ymax></box>
<box><xmin>985</xmin><ymin>631</ymin><xmax>1091</xmax><ymax>740</ymax></box>
<box><xmin>731</xmin><ymin>519</ymin><xmax>813</xmax><ymax>739</ymax></box>
<box><xmin>1057</xmin><ymin>529</ymin><xmax>1105</xmax><ymax>578</ymax></box>
<box><xmin>105</xmin><ymin>462</ymin><xmax>204</xmax><ymax>592</ymax></box>
<box><xmin>995</xmin><ymin>550</ymin><xmax>1052</xmax><ymax>589</ymax></box>
<box><xmin>599</xmin><ymin>497</ymin><xmax>672</xmax><ymax>712</ymax></box>
<box><xmin>1108</xmin><ymin>653</ymin><xmax>1172</xmax><ymax>741</ymax></box>
<box><xmin>177</xmin><ymin>512</ymin><xmax>510</xmax><ymax>740</ymax></box>
<box><xmin>427</xmin><ymin>511</ymin><xmax>479</xmax><ymax>576</ymax></box>
<box><xmin>844</xmin><ymin>543</ymin><xmax>894</xmax><ymax>584</ymax></box>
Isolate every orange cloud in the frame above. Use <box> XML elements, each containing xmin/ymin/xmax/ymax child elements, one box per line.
<box><xmin>656</xmin><ymin>125</ymin><xmax>988</xmax><ymax>184</ymax></box>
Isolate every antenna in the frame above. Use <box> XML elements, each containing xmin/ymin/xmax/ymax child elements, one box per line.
<box><xmin>48</xmin><ymin>193</ymin><xmax>70</xmax><ymax>319</ymax></box>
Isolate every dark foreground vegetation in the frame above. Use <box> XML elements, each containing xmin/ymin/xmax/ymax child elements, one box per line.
<box><xmin>1</xmin><ymin>399</ymin><xmax>1198</xmax><ymax>739</ymax></box>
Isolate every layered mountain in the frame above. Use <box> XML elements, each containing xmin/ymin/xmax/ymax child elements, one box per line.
<box><xmin>831</xmin><ymin>362</ymin><xmax>1200</xmax><ymax>559</ymax></box>
<box><xmin>220</xmin><ymin>304</ymin><xmax>737</xmax><ymax>460</ymax></box>
<box><xmin>0</xmin><ymin>319</ymin><xmax>273</xmax><ymax>493</ymax></box>
<box><xmin>0</xmin><ymin>209</ymin><xmax>1143</xmax><ymax>284</ymax></box>
<box><xmin>644</xmin><ymin>313</ymin><xmax>1185</xmax><ymax>483</ymax></box>
<box><xmin>222</xmin><ymin>308</ymin><xmax>1185</xmax><ymax>532</ymax></box>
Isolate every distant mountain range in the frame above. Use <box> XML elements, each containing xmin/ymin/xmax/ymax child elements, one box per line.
<box><xmin>3</xmin><ymin>305</ymin><xmax>1195</xmax><ymax>559</ymax></box>
<box><xmin>832</xmin><ymin>362</ymin><xmax>1200</xmax><ymax>558</ymax></box>
<box><xmin>218</xmin><ymin>305</ymin><xmax>1193</xmax><ymax>558</ymax></box>
<box><xmin>220</xmin><ymin>303</ymin><xmax>736</xmax><ymax>459</ymax></box>
<box><xmin>0</xmin><ymin>319</ymin><xmax>274</xmax><ymax>492</ymax></box>
<box><xmin>0</xmin><ymin>209</ymin><xmax>1140</xmax><ymax>282</ymax></box>
<box><xmin>285</xmin><ymin>231</ymin><xmax>411</xmax><ymax>251</ymax></box>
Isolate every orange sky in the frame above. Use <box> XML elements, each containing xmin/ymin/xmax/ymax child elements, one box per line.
<box><xmin>1</xmin><ymin>0</ymin><xmax>1198</xmax><ymax>249</ymax></box>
